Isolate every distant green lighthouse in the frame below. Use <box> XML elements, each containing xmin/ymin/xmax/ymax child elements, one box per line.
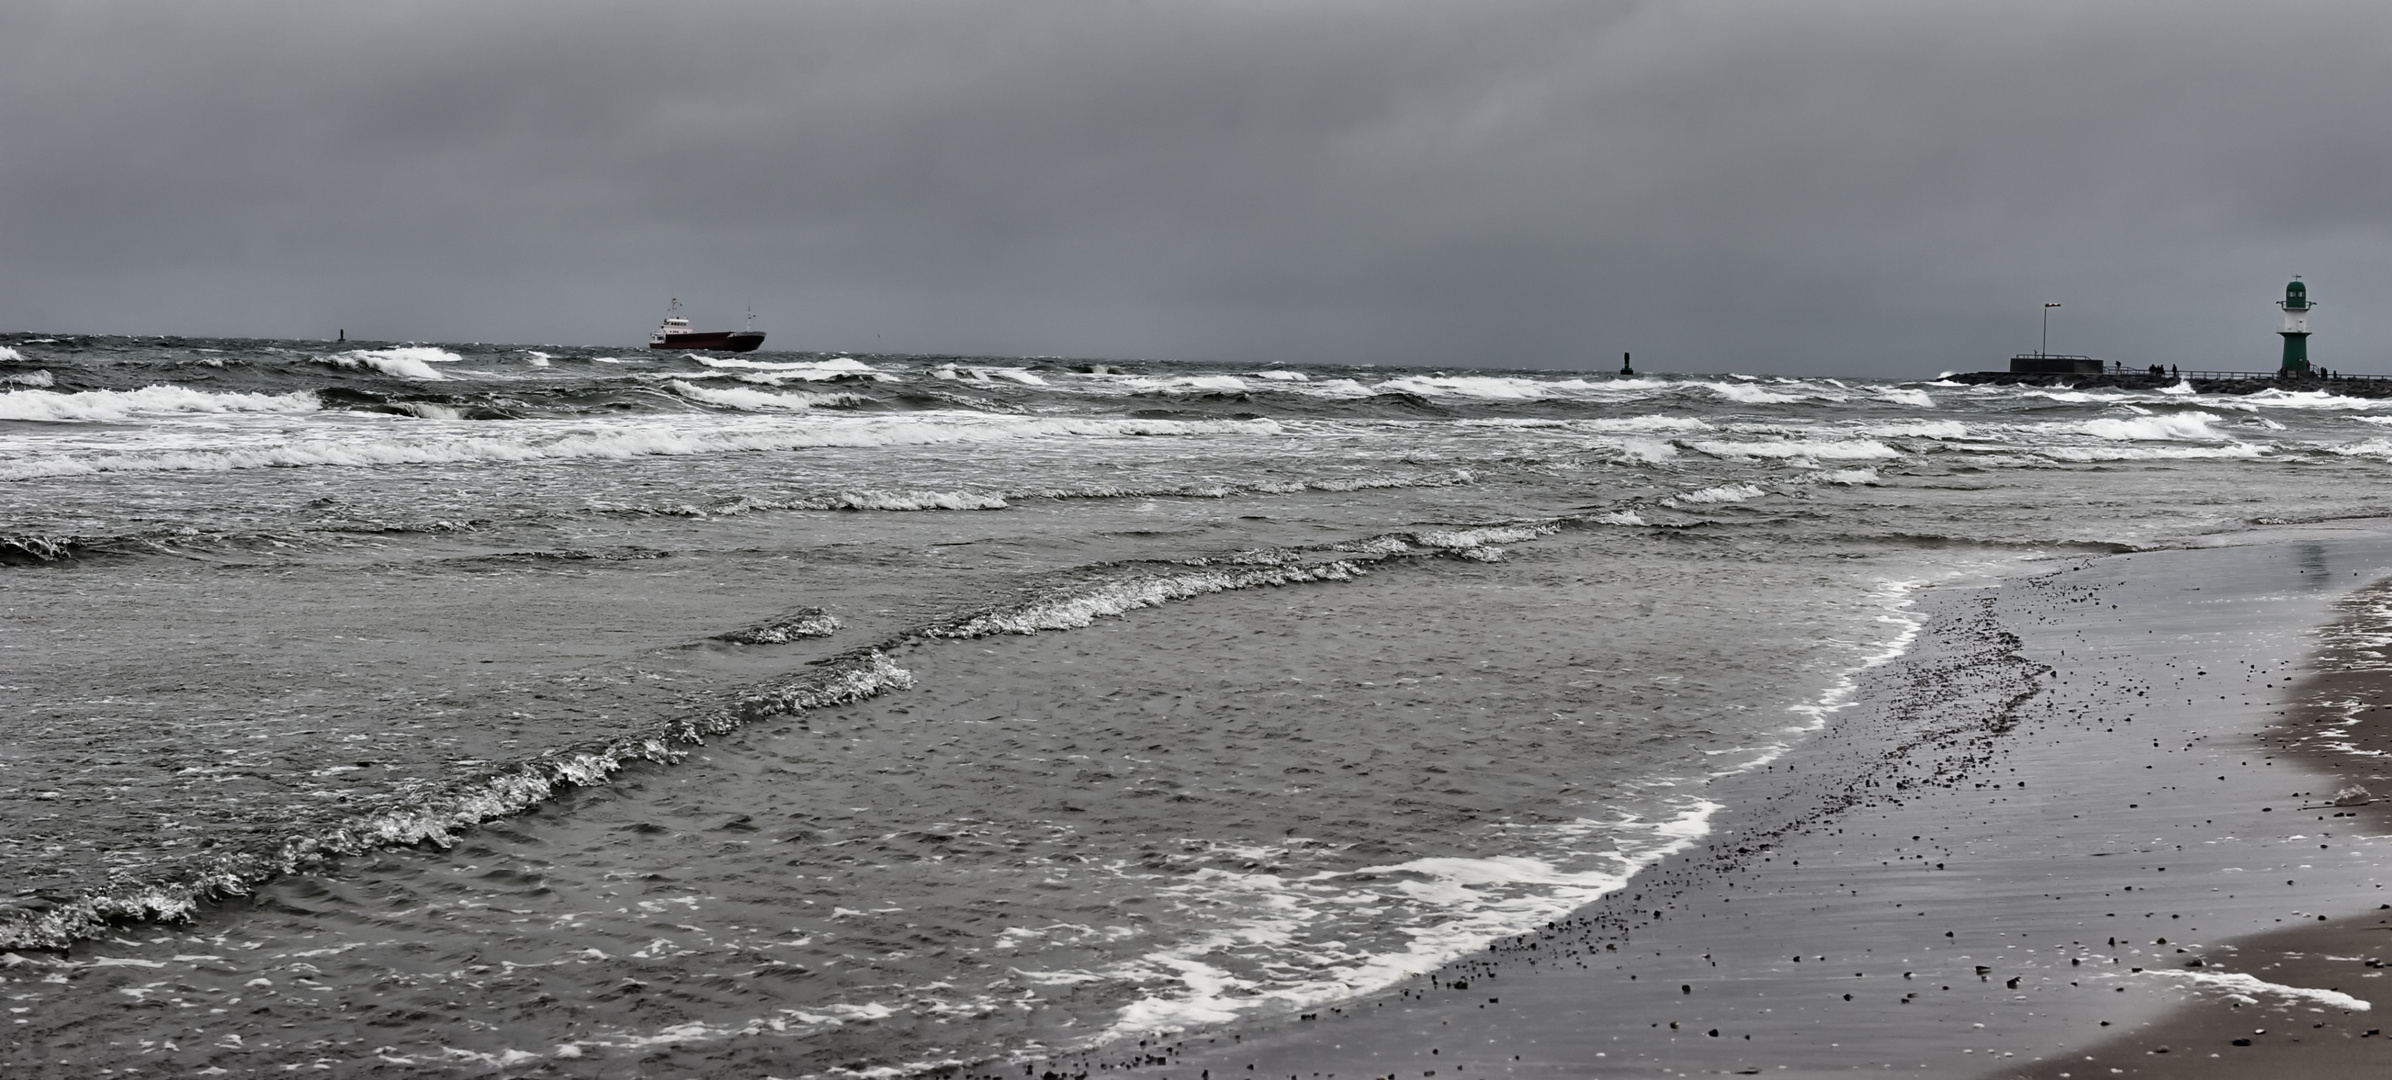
<box><xmin>2279</xmin><ymin>277</ymin><xmax>2312</xmax><ymax>375</ymax></box>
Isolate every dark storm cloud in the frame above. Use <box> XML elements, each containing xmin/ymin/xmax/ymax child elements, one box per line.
<box><xmin>3</xmin><ymin>0</ymin><xmax>2389</xmax><ymax>373</ymax></box>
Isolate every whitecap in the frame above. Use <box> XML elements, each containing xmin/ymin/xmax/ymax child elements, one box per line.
<box><xmin>1370</xmin><ymin>375</ymin><xmax>1566</xmax><ymax>400</ymax></box>
<box><xmin>1702</xmin><ymin>382</ymin><xmax>1804</xmax><ymax>404</ymax></box>
<box><xmin>1108</xmin><ymin>374</ymin><xmax>1252</xmax><ymax>394</ymax></box>
<box><xmin>2076</xmin><ymin>412</ymin><xmax>2226</xmax><ymax>441</ymax></box>
<box><xmin>0</xmin><ymin>385</ymin><xmax>320</xmax><ymax>422</ymax></box>
<box><xmin>2236</xmin><ymin>387</ymin><xmax>2387</xmax><ymax>411</ymax></box>
<box><xmin>1689</xmin><ymin>438</ymin><xmax>1900</xmax><ymax>461</ymax></box>
<box><xmin>324</xmin><ymin>346</ymin><xmax>464</xmax><ymax>381</ymax></box>
<box><xmin>1858</xmin><ymin>420</ymin><xmax>1968</xmax><ymax>439</ymax></box>
<box><xmin>667</xmin><ymin>380</ymin><xmax>861</xmax><ymax>411</ymax></box>
<box><xmin>693</xmin><ymin>356</ymin><xmax>884</xmax><ymax>381</ymax></box>
<box><xmin>2037</xmin><ymin>444</ymin><xmax>2266</xmax><ymax>462</ymax></box>
<box><xmin>934</xmin><ymin>364</ymin><xmax>1047</xmax><ymax>385</ymax></box>
<box><xmin>1674</xmin><ymin>483</ymin><xmax>1766</xmax><ymax>504</ymax></box>
<box><xmin>0</xmin><ymin>414</ymin><xmax>1285</xmax><ymax>481</ymax></box>
<box><xmin>1607</xmin><ymin>438</ymin><xmax>1679</xmax><ymax>463</ymax></box>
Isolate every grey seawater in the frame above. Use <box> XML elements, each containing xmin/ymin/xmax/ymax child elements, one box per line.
<box><xmin>7</xmin><ymin>339</ymin><xmax>2392</xmax><ymax>1074</ymax></box>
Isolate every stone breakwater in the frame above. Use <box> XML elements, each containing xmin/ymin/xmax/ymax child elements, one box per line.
<box><xmin>1947</xmin><ymin>370</ymin><xmax>2392</xmax><ymax>396</ymax></box>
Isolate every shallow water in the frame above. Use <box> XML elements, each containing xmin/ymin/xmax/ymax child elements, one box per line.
<box><xmin>9</xmin><ymin>337</ymin><xmax>2392</xmax><ymax>1074</ymax></box>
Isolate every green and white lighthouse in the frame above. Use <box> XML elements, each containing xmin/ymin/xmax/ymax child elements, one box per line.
<box><xmin>2279</xmin><ymin>277</ymin><xmax>2312</xmax><ymax>376</ymax></box>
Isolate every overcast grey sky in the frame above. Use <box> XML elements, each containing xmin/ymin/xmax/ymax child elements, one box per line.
<box><xmin>3</xmin><ymin>1</ymin><xmax>2387</xmax><ymax>374</ymax></box>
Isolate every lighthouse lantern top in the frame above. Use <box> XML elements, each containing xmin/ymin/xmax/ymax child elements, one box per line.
<box><xmin>2285</xmin><ymin>277</ymin><xmax>2309</xmax><ymax>310</ymax></box>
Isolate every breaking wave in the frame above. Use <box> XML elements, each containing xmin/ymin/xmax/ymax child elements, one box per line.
<box><xmin>2075</xmin><ymin>411</ymin><xmax>2228</xmax><ymax>441</ymax></box>
<box><xmin>0</xmin><ymin>650</ymin><xmax>919</xmax><ymax>950</ymax></box>
<box><xmin>1689</xmin><ymin>438</ymin><xmax>1900</xmax><ymax>460</ymax></box>
<box><xmin>0</xmin><ymin>541</ymin><xmax>1425</xmax><ymax>951</ymax></box>
<box><xmin>0</xmin><ymin>385</ymin><xmax>320</xmax><ymax>422</ymax></box>
<box><xmin>0</xmin><ymin>415</ymin><xmax>1285</xmax><ymax>482</ymax></box>
<box><xmin>322</xmin><ymin>347</ymin><xmax>466</xmax><ymax>381</ymax></box>
<box><xmin>668</xmin><ymin>380</ymin><xmax>869</xmax><ymax>411</ymax></box>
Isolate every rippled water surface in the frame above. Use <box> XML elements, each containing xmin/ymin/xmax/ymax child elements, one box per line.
<box><xmin>5</xmin><ymin>335</ymin><xmax>2392</xmax><ymax>1075</ymax></box>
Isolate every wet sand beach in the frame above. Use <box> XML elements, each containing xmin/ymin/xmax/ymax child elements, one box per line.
<box><xmin>1050</xmin><ymin>537</ymin><xmax>2392</xmax><ymax>1080</ymax></box>
<box><xmin>2002</xmin><ymin>569</ymin><xmax>2392</xmax><ymax>1078</ymax></box>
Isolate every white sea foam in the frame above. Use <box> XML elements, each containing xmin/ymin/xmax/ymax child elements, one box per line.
<box><xmin>1595</xmin><ymin>510</ymin><xmax>1648</xmax><ymax>526</ymax></box>
<box><xmin>1702</xmin><ymin>382</ymin><xmax>1804</xmax><ymax>404</ymax></box>
<box><xmin>667</xmin><ymin>380</ymin><xmax>861</xmax><ymax>411</ymax></box>
<box><xmin>1689</xmin><ymin>438</ymin><xmax>1900</xmax><ymax>461</ymax></box>
<box><xmin>0</xmin><ymin>414</ymin><xmax>1283</xmax><ymax>481</ymax></box>
<box><xmin>825</xmin><ymin>490</ymin><xmax>1009</xmax><ymax>511</ymax></box>
<box><xmin>1781</xmin><ymin>579</ymin><xmax>1926</xmax><ymax>734</ymax></box>
<box><xmin>1107</xmin><ymin>374</ymin><xmax>1252</xmax><ymax>394</ymax></box>
<box><xmin>2076</xmin><ymin>411</ymin><xmax>2226</xmax><ymax>441</ymax></box>
<box><xmin>1674</xmin><ymin>483</ymin><xmax>1766</xmax><ymax>504</ymax></box>
<box><xmin>2150</xmin><ymin>970</ymin><xmax>2369</xmax><ymax>1011</ymax></box>
<box><xmin>1372</xmin><ymin>376</ymin><xmax>1586</xmax><ymax>401</ymax></box>
<box><xmin>2024</xmin><ymin>389</ymin><xmax>2128</xmax><ymax>404</ymax></box>
<box><xmin>0</xmin><ymin>346</ymin><xmax>23</xmax><ymax>362</ymax></box>
<box><xmin>1570</xmin><ymin>415</ymin><xmax>1714</xmax><ymax>434</ymax></box>
<box><xmin>1247</xmin><ymin>370</ymin><xmax>1309</xmax><ymax>381</ymax></box>
<box><xmin>2331</xmin><ymin>438</ymin><xmax>2392</xmax><ymax>460</ymax></box>
<box><xmin>2037</xmin><ymin>444</ymin><xmax>2266</xmax><ymax>462</ymax></box>
<box><xmin>1876</xmin><ymin>387</ymin><xmax>1935</xmax><ymax>408</ymax></box>
<box><xmin>934</xmin><ymin>364</ymin><xmax>1048</xmax><ymax>385</ymax></box>
<box><xmin>1819</xmin><ymin>468</ymin><xmax>1881</xmax><ymax>485</ymax></box>
<box><xmin>1457</xmin><ymin>416</ymin><xmax>1712</xmax><ymax>435</ymax></box>
<box><xmin>1858</xmin><ymin>420</ymin><xmax>1968</xmax><ymax>439</ymax></box>
<box><xmin>323</xmin><ymin>346</ymin><xmax>464</xmax><ymax>381</ymax></box>
<box><xmin>1</xmin><ymin>369</ymin><xmax>55</xmax><ymax>388</ymax></box>
<box><xmin>1</xmin><ymin>651</ymin><xmax>919</xmax><ymax>950</ymax></box>
<box><xmin>0</xmin><ymin>385</ymin><xmax>320</xmax><ymax>422</ymax></box>
<box><xmin>1094</xmin><ymin>802</ymin><xmax>1714</xmax><ymax>1039</ymax></box>
<box><xmin>578</xmin><ymin>1001</ymin><xmax>902</xmax><ymax>1052</ymax></box>
<box><xmin>692</xmin><ymin>356</ymin><xmax>884</xmax><ymax>381</ymax></box>
<box><xmin>1408</xmin><ymin>524</ymin><xmax>1553</xmax><ymax>549</ymax></box>
<box><xmin>521</xmin><ymin>351</ymin><xmax>553</xmax><ymax>367</ymax></box>
<box><xmin>932</xmin><ymin>560</ymin><xmax>1364</xmax><ymax>638</ymax></box>
<box><xmin>2236</xmin><ymin>388</ymin><xmax>2386</xmax><ymax>411</ymax></box>
<box><xmin>1606</xmin><ymin>437</ymin><xmax>1679</xmax><ymax>463</ymax></box>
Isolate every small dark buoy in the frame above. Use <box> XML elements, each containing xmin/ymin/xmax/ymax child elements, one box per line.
<box><xmin>1620</xmin><ymin>351</ymin><xmax>1634</xmax><ymax>376</ymax></box>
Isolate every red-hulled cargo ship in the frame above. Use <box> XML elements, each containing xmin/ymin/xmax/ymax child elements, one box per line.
<box><xmin>648</xmin><ymin>299</ymin><xmax>765</xmax><ymax>352</ymax></box>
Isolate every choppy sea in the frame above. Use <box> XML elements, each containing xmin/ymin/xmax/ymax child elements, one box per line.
<box><xmin>4</xmin><ymin>335</ymin><xmax>2389</xmax><ymax>1076</ymax></box>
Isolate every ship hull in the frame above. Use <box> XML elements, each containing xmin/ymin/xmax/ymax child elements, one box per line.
<box><xmin>649</xmin><ymin>331</ymin><xmax>765</xmax><ymax>353</ymax></box>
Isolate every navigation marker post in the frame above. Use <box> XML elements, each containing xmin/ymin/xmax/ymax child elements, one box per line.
<box><xmin>2279</xmin><ymin>277</ymin><xmax>2312</xmax><ymax>376</ymax></box>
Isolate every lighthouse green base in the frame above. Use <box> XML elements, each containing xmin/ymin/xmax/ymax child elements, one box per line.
<box><xmin>2281</xmin><ymin>332</ymin><xmax>2310</xmax><ymax>375</ymax></box>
